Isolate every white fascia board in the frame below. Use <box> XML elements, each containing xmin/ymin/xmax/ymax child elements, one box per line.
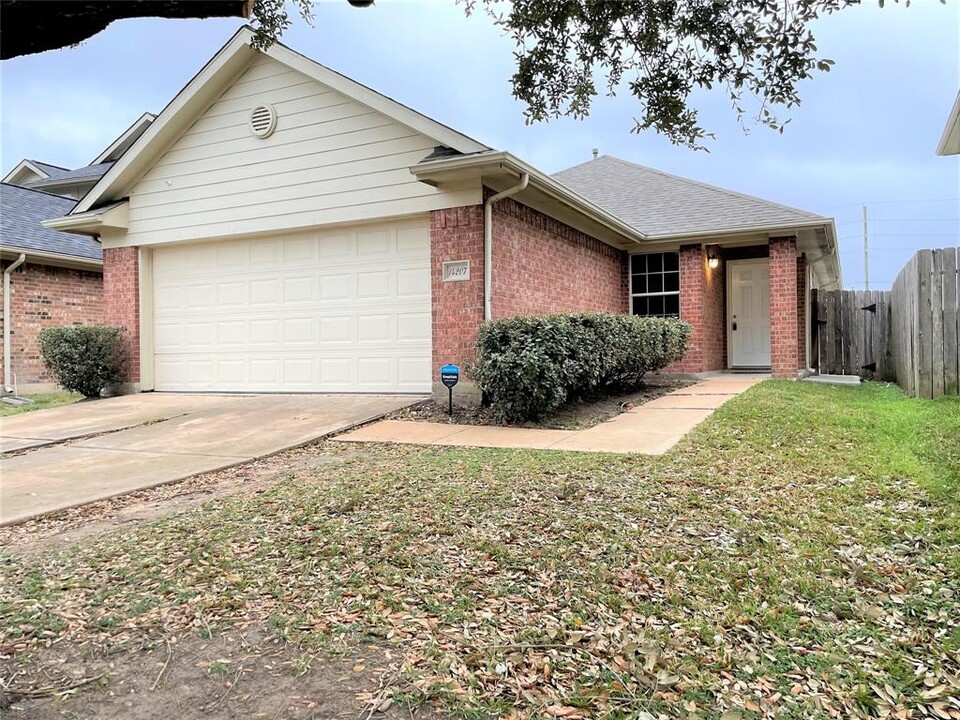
<box><xmin>44</xmin><ymin>201</ymin><xmax>129</xmax><ymax>235</ymax></box>
<box><xmin>266</xmin><ymin>42</ymin><xmax>490</xmax><ymax>156</ymax></box>
<box><xmin>2</xmin><ymin>159</ymin><xmax>50</xmax><ymax>185</ymax></box>
<box><xmin>90</xmin><ymin>112</ymin><xmax>158</xmax><ymax>165</ymax></box>
<box><xmin>644</xmin><ymin>218</ymin><xmax>833</xmax><ymax>243</ymax></box>
<box><xmin>936</xmin><ymin>91</ymin><xmax>960</xmax><ymax>156</ymax></box>
<box><xmin>71</xmin><ymin>28</ymin><xmax>258</xmax><ymax>215</ymax></box>
<box><xmin>0</xmin><ymin>246</ymin><xmax>102</xmax><ymax>270</ymax></box>
<box><xmin>413</xmin><ymin>151</ymin><xmax>647</xmax><ymax>245</ymax></box>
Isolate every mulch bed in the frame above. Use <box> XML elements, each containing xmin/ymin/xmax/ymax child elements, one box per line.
<box><xmin>391</xmin><ymin>375</ymin><xmax>693</xmax><ymax>430</ymax></box>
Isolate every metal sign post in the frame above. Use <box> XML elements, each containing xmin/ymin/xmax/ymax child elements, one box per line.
<box><xmin>439</xmin><ymin>364</ymin><xmax>460</xmax><ymax>416</ymax></box>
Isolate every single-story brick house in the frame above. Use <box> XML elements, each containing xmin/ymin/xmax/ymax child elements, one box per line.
<box><xmin>1</xmin><ymin>114</ymin><xmax>154</xmax><ymax>393</ymax></box>
<box><xmin>46</xmin><ymin>27</ymin><xmax>841</xmax><ymax>402</ymax></box>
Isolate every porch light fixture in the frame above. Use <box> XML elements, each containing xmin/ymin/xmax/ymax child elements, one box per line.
<box><xmin>707</xmin><ymin>251</ymin><xmax>720</xmax><ymax>270</ymax></box>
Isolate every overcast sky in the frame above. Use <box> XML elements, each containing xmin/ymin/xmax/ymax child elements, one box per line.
<box><xmin>2</xmin><ymin>0</ymin><xmax>957</xmax><ymax>289</ymax></box>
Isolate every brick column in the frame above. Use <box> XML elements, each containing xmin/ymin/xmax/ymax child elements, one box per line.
<box><xmin>702</xmin><ymin>244</ymin><xmax>725</xmax><ymax>371</ymax></box>
<box><xmin>769</xmin><ymin>237</ymin><xmax>799</xmax><ymax>378</ymax></box>
<box><xmin>430</xmin><ymin>205</ymin><xmax>484</xmax><ymax>405</ymax></box>
<box><xmin>102</xmin><ymin>247</ymin><xmax>140</xmax><ymax>387</ymax></box>
<box><xmin>665</xmin><ymin>244</ymin><xmax>706</xmax><ymax>373</ymax></box>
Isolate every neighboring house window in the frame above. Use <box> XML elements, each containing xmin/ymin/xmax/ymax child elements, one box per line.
<box><xmin>630</xmin><ymin>252</ymin><xmax>680</xmax><ymax>317</ymax></box>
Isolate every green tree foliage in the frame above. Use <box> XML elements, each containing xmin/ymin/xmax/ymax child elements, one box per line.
<box><xmin>251</xmin><ymin>0</ymin><xmax>935</xmax><ymax>149</ymax></box>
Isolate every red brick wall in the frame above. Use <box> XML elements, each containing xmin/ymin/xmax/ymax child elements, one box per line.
<box><xmin>491</xmin><ymin>198</ymin><xmax>628</xmax><ymax>317</ymax></box>
<box><xmin>664</xmin><ymin>244</ymin><xmax>725</xmax><ymax>373</ymax></box>
<box><xmin>769</xmin><ymin>237</ymin><xmax>799</xmax><ymax>378</ymax></box>
<box><xmin>0</xmin><ymin>261</ymin><xmax>103</xmax><ymax>386</ymax></box>
<box><xmin>102</xmin><ymin>247</ymin><xmax>140</xmax><ymax>384</ymax></box>
<box><xmin>430</xmin><ymin>200</ymin><xmax>628</xmax><ymax>376</ymax></box>
<box><xmin>430</xmin><ymin>205</ymin><xmax>485</xmax><ymax>376</ymax></box>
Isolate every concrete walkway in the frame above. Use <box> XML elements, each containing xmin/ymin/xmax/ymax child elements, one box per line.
<box><xmin>1</xmin><ymin>393</ymin><xmax>422</xmax><ymax>525</ymax></box>
<box><xmin>336</xmin><ymin>375</ymin><xmax>766</xmax><ymax>455</ymax></box>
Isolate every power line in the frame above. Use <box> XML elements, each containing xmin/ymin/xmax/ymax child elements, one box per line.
<box><xmin>819</xmin><ymin>198</ymin><xmax>960</xmax><ymax>211</ymax></box>
<box><xmin>837</xmin><ymin>232</ymin><xmax>959</xmax><ymax>238</ymax></box>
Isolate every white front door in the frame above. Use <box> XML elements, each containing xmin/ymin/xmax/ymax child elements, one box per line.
<box><xmin>728</xmin><ymin>259</ymin><xmax>771</xmax><ymax>368</ymax></box>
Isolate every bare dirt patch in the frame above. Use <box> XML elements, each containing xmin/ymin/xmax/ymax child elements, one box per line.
<box><xmin>391</xmin><ymin>374</ymin><xmax>691</xmax><ymax>429</ymax></box>
<box><xmin>1</xmin><ymin>626</ymin><xmax>436</xmax><ymax>719</ymax></box>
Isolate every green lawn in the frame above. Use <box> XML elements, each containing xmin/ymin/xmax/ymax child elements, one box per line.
<box><xmin>0</xmin><ymin>391</ymin><xmax>82</xmax><ymax>417</ymax></box>
<box><xmin>2</xmin><ymin>381</ymin><xmax>958</xmax><ymax>718</ymax></box>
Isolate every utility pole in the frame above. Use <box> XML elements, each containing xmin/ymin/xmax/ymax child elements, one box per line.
<box><xmin>862</xmin><ymin>204</ymin><xmax>869</xmax><ymax>291</ymax></box>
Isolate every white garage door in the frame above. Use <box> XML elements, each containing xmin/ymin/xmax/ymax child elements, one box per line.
<box><xmin>152</xmin><ymin>218</ymin><xmax>432</xmax><ymax>393</ymax></box>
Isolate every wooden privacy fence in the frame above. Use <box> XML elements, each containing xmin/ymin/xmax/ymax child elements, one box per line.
<box><xmin>813</xmin><ymin>247</ymin><xmax>959</xmax><ymax>399</ymax></box>
<box><xmin>812</xmin><ymin>289</ymin><xmax>893</xmax><ymax>381</ymax></box>
<box><xmin>890</xmin><ymin>247</ymin><xmax>959</xmax><ymax>399</ymax></box>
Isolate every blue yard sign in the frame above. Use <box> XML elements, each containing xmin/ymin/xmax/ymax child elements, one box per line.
<box><xmin>440</xmin><ymin>364</ymin><xmax>460</xmax><ymax>415</ymax></box>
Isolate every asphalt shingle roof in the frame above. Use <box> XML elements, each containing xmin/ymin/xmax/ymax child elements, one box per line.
<box><xmin>553</xmin><ymin>155</ymin><xmax>826</xmax><ymax>237</ymax></box>
<box><xmin>0</xmin><ymin>183</ymin><xmax>101</xmax><ymax>261</ymax></box>
<box><xmin>28</xmin><ymin>160</ymin><xmax>71</xmax><ymax>179</ymax></box>
<box><xmin>29</xmin><ymin>161</ymin><xmax>114</xmax><ymax>187</ymax></box>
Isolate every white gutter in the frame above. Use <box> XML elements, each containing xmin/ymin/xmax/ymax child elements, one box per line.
<box><xmin>484</xmin><ymin>173</ymin><xmax>529</xmax><ymax>321</ymax></box>
<box><xmin>644</xmin><ymin>218</ymin><xmax>833</xmax><ymax>242</ymax></box>
<box><xmin>3</xmin><ymin>253</ymin><xmax>27</xmax><ymax>393</ymax></box>
<box><xmin>1</xmin><ymin>246</ymin><xmax>102</xmax><ymax>270</ymax></box>
<box><xmin>413</xmin><ymin>151</ymin><xmax>647</xmax><ymax>246</ymax></box>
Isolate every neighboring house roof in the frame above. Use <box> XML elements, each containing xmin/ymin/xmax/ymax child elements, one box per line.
<box><xmin>70</xmin><ymin>26</ymin><xmax>491</xmax><ymax>216</ymax></box>
<box><xmin>2</xmin><ymin>159</ymin><xmax>63</xmax><ymax>186</ymax></box>
<box><xmin>0</xmin><ymin>183</ymin><xmax>102</xmax><ymax>263</ymax></box>
<box><xmin>29</xmin><ymin>162</ymin><xmax>115</xmax><ymax>189</ymax></box>
<box><xmin>553</xmin><ymin>155</ymin><xmax>827</xmax><ymax>238</ymax></box>
<box><xmin>936</xmin><ymin>91</ymin><xmax>960</xmax><ymax>156</ymax></box>
<box><xmin>28</xmin><ymin>160</ymin><xmax>71</xmax><ymax>179</ymax></box>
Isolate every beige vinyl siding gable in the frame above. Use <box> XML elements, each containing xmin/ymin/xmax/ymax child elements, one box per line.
<box><xmin>124</xmin><ymin>55</ymin><xmax>476</xmax><ymax>246</ymax></box>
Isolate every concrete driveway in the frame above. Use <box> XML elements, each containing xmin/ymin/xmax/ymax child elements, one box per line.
<box><xmin>0</xmin><ymin>393</ymin><xmax>422</xmax><ymax>525</ymax></box>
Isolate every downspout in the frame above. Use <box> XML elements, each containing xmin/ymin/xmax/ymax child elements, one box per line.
<box><xmin>483</xmin><ymin>173</ymin><xmax>529</xmax><ymax>321</ymax></box>
<box><xmin>3</xmin><ymin>253</ymin><xmax>27</xmax><ymax>393</ymax></box>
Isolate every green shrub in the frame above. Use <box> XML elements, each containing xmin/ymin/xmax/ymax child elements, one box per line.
<box><xmin>472</xmin><ymin>313</ymin><xmax>690</xmax><ymax>423</ymax></box>
<box><xmin>38</xmin><ymin>326</ymin><xmax>125</xmax><ymax>398</ymax></box>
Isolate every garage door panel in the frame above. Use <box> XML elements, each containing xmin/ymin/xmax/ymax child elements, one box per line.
<box><xmin>357</xmin><ymin>228</ymin><xmax>390</xmax><ymax>255</ymax></box>
<box><xmin>153</xmin><ymin>219</ymin><xmax>431</xmax><ymax>392</ymax></box>
<box><xmin>397</xmin><ymin>267</ymin><xmax>430</xmax><ymax>297</ymax></box>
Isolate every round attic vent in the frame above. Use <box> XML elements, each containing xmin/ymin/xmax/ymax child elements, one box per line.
<box><xmin>249</xmin><ymin>104</ymin><xmax>277</xmax><ymax>138</ymax></box>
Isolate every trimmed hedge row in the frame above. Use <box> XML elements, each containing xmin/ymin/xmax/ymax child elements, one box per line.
<box><xmin>472</xmin><ymin>313</ymin><xmax>691</xmax><ymax>423</ymax></box>
<box><xmin>39</xmin><ymin>325</ymin><xmax>125</xmax><ymax>398</ymax></box>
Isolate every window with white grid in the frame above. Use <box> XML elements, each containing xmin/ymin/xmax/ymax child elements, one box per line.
<box><xmin>630</xmin><ymin>252</ymin><xmax>680</xmax><ymax>317</ymax></box>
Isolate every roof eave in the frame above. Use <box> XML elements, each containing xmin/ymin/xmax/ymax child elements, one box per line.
<box><xmin>0</xmin><ymin>246</ymin><xmax>102</xmax><ymax>270</ymax></box>
<box><xmin>30</xmin><ymin>175</ymin><xmax>104</xmax><ymax>190</ymax></box>
<box><xmin>44</xmin><ymin>201</ymin><xmax>129</xmax><ymax>236</ymax></box>
<box><xmin>412</xmin><ymin>152</ymin><xmax>648</xmax><ymax>246</ymax></box>
<box><xmin>936</xmin><ymin>91</ymin><xmax>960</xmax><ymax>156</ymax></box>
<box><xmin>644</xmin><ymin>218</ymin><xmax>833</xmax><ymax>243</ymax></box>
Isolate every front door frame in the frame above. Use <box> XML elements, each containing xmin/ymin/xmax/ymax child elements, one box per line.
<box><xmin>726</xmin><ymin>257</ymin><xmax>771</xmax><ymax>369</ymax></box>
